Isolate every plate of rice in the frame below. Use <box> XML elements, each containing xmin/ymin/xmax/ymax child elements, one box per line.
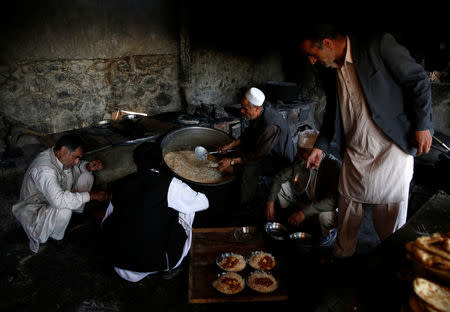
<box><xmin>212</xmin><ymin>272</ymin><xmax>245</xmax><ymax>295</ymax></box>
<box><xmin>247</xmin><ymin>251</ymin><xmax>276</xmax><ymax>270</ymax></box>
<box><xmin>247</xmin><ymin>271</ymin><xmax>278</xmax><ymax>293</ymax></box>
<box><xmin>216</xmin><ymin>252</ymin><xmax>246</xmax><ymax>272</ymax></box>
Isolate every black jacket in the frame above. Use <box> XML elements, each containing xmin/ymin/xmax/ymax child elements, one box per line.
<box><xmin>102</xmin><ymin>169</ymin><xmax>187</xmax><ymax>272</ymax></box>
<box><xmin>315</xmin><ymin>32</ymin><xmax>433</xmax><ymax>157</ymax></box>
<box><xmin>241</xmin><ymin>105</ymin><xmax>296</xmax><ymax>174</ymax></box>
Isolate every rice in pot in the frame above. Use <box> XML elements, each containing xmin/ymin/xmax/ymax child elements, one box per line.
<box><xmin>164</xmin><ymin>150</ymin><xmax>229</xmax><ymax>184</ymax></box>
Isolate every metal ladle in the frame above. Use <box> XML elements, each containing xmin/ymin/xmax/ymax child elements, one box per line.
<box><xmin>194</xmin><ymin>146</ymin><xmax>236</xmax><ymax>160</ymax></box>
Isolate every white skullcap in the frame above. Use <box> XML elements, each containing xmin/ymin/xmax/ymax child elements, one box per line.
<box><xmin>245</xmin><ymin>87</ymin><xmax>265</xmax><ymax>107</ymax></box>
<box><xmin>298</xmin><ymin>130</ymin><xmax>319</xmax><ymax>149</ymax></box>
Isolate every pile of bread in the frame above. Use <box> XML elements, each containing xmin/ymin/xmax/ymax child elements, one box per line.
<box><xmin>405</xmin><ymin>231</ymin><xmax>450</xmax><ymax>312</ymax></box>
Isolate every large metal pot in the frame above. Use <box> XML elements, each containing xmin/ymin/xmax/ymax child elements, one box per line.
<box><xmin>160</xmin><ymin>126</ymin><xmax>235</xmax><ymax>186</ymax></box>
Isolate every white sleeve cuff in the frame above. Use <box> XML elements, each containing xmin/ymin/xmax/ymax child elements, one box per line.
<box><xmin>167</xmin><ymin>178</ymin><xmax>209</xmax><ymax>213</ymax></box>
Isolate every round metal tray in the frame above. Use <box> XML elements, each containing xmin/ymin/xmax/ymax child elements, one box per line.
<box><xmin>216</xmin><ymin>252</ymin><xmax>246</xmax><ymax>272</ymax></box>
<box><xmin>246</xmin><ymin>270</ymin><xmax>278</xmax><ymax>293</ymax></box>
<box><xmin>212</xmin><ymin>272</ymin><xmax>245</xmax><ymax>295</ymax></box>
<box><xmin>247</xmin><ymin>251</ymin><xmax>276</xmax><ymax>271</ymax></box>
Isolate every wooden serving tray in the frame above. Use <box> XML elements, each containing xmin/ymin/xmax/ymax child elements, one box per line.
<box><xmin>188</xmin><ymin>227</ymin><xmax>288</xmax><ymax>303</ymax></box>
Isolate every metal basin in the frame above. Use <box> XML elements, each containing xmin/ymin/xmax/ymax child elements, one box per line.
<box><xmin>264</xmin><ymin>222</ymin><xmax>289</xmax><ymax>241</ymax></box>
<box><xmin>160</xmin><ymin>126</ymin><xmax>234</xmax><ymax>186</ymax></box>
<box><xmin>289</xmin><ymin>232</ymin><xmax>312</xmax><ymax>241</ymax></box>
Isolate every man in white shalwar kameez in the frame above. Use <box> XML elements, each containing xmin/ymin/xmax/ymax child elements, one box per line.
<box><xmin>299</xmin><ymin>25</ymin><xmax>433</xmax><ymax>257</ymax></box>
<box><xmin>12</xmin><ymin>134</ymin><xmax>108</xmax><ymax>253</ymax></box>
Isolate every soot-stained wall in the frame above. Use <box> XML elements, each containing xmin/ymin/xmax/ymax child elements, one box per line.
<box><xmin>0</xmin><ymin>0</ymin><xmax>182</xmax><ymax>133</ymax></box>
<box><xmin>0</xmin><ymin>1</ymin><xmax>289</xmax><ymax>134</ymax></box>
<box><xmin>0</xmin><ymin>1</ymin><xmax>449</xmax><ymax>136</ymax></box>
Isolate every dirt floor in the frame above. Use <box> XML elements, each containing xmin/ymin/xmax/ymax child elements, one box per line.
<box><xmin>1</xmin><ymin>136</ymin><xmax>449</xmax><ymax>312</ymax></box>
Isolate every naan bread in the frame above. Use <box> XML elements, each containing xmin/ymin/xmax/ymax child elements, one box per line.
<box><xmin>409</xmin><ymin>293</ymin><xmax>441</xmax><ymax>312</ymax></box>
<box><xmin>413</xmin><ymin>278</ymin><xmax>450</xmax><ymax>312</ymax></box>
<box><xmin>415</xmin><ymin>233</ymin><xmax>450</xmax><ymax>261</ymax></box>
<box><xmin>406</xmin><ymin>241</ymin><xmax>450</xmax><ymax>270</ymax></box>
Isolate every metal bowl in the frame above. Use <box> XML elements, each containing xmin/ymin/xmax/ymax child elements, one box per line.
<box><xmin>160</xmin><ymin>126</ymin><xmax>234</xmax><ymax>186</ymax></box>
<box><xmin>264</xmin><ymin>222</ymin><xmax>289</xmax><ymax>240</ymax></box>
<box><xmin>289</xmin><ymin>232</ymin><xmax>312</xmax><ymax>241</ymax></box>
<box><xmin>289</xmin><ymin>232</ymin><xmax>313</xmax><ymax>252</ymax></box>
<box><xmin>234</xmin><ymin>226</ymin><xmax>258</xmax><ymax>243</ymax></box>
<box><xmin>216</xmin><ymin>252</ymin><xmax>246</xmax><ymax>272</ymax></box>
<box><xmin>95</xmin><ymin>120</ymin><xmax>111</xmax><ymax>128</ymax></box>
<box><xmin>122</xmin><ymin>114</ymin><xmax>140</xmax><ymax>121</ymax></box>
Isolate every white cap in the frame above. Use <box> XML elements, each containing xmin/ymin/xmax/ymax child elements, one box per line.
<box><xmin>298</xmin><ymin>130</ymin><xmax>319</xmax><ymax>149</ymax></box>
<box><xmin>245</xmin><ymin>87</ymin><xmax>265</xmax><ymax>107</ymax></box>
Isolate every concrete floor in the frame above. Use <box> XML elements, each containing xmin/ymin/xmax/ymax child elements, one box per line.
<box><xmin>1</xmin><ymin>136</ymin><xmax>449</xmax><ymax>312</ymax></box>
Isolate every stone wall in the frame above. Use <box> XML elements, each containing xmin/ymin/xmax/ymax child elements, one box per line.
<box><xmin>0</xmin><ymin>55</ymin><xmax>180</xmax><ymax>133</ymax></box>
<box><xmin>0</xmin><ymin>1</ymin><xmax>290</xmax><ymax>134</ymax></box>
<box><xmin>185</xmin><ymin>49</ymin><xmax>285</xmax><ymax>107</ymax></box>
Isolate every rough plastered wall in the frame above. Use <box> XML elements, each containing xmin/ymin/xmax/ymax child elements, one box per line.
<box><xmin>0</xmin><ymin>0</ymin><xmax>181</xmax><ymax>134</ymax></box>
<box><xmin>184</xmin><ymin>49</ymin><xmax>285</xmax><ymax>106</ymax></box>
<box><xmin>0</xmin><ymin>55</ymin><xmax>180</xmax><ymax>133</ymax></box>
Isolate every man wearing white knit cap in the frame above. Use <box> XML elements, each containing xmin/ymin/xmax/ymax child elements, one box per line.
<box><xmin>218</xmin><ymin>87</ymin><xmax>296</xmax><ymax>216</ymax></box>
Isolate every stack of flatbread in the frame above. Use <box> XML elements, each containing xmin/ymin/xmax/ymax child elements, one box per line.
<box><xmin>409</xmin><ymin>278</ymin><xmax>449</xmax><ymax>312</ymax></box>
<box><xmin>406</xmin><ymin>232</ymin><xmax>450</xmax><ymax>281</ymax></box>
<box><xmin>405</xmin><ymin>232</ymin><xmax>450</xmax><ymax>312</ymax></box>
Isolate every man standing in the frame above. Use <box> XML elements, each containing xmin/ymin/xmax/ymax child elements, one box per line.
<box><xmin>218</xmin><ymin>87</ymin><xmax>296</xmax><ymax>211</ymax></box>
<box><xmin>101</xmin><ymin>142</ymin><xmax>209</xmax><ymax>282</ymax></box>
<box><xmin>299</xmin><ymin>25</ymin><xmax>433</xmax><ymax>257</ymax></box>
<box><xmin>12</xmin><ymin>134</ymin><xmax>108</xmax><ymax>253</ymax></box>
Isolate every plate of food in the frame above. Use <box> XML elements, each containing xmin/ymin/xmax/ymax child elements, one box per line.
<box><xmin>247</xmin><ymin>251</ymin><xmax>276</xmax><ymax>271</ymax></box>
<box><xmin>212</xmin><ymin>272</ymin><xmax>245</xmax><ymax>295</ymax></box>
<box><xmin>247</xmin><ymin>270</ymin><xmax>278</xmax><ymax>293</ymax></box>
<box><xmin>216</xmin><ymin>252</ymin><xmax>246</xmax><ymax>272</ymax></box>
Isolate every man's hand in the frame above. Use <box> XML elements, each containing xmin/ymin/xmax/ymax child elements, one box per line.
<box><xmin>306</xmin><ymin>148</ymin><xmax>323</xmax><ymax>170</ymax></box>
<box><xmin>265</xmin><ymin>201</ymin><xmax>275</xmax><ymax>221</ymax></box>
<box><xmin>217</xmin><ymin>144</ymin><xmax>232</xmax><ymax>153</ymax></box>
<box><xmin>413</xmin><ymin>130</ymin><xmax>432</xmax><ymax>156</ymax></box>
<box><xmin>87</xmin><ymin>160</ymin><xmax>104</xmax><ymax>172</ymax></box>
<box><xmin>217</xmin><ymin>139</ymin><xmax>240</xmax><ymax>153</ymax></box>
<box><xmin>89</xmin><ymin>190</ymin><xmax>108</xmax><ymax>201</ymax></box>
<box><xmin>218</xmin><ymin>158</ymin><xmax>232</xmax><ymax>171</ymax></box>
<box><xmin>288</xmin><ymin>210</ymin><xmax>306</xmax><ymax>227</ymax></box>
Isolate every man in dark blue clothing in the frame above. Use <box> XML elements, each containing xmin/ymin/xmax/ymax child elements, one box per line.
<box><xmin>218</xmin><ymin>87</ymin><xmax>296</xmax><ymax>212</ymax></box>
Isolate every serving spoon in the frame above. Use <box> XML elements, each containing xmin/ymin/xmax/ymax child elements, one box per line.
<box><xmin>194</xmin><ymin>146</ymin><xmax>236</xmax><ymax>160</ymax></box>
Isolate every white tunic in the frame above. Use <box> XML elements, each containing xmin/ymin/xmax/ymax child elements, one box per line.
<box><xmin>102</xmin><ymin>174</ymin><xmax>209</xmax><ymax>282</ymax></box>
<box><xmin>12</xmin><ymin>148</ymin><xmax>92</xmax><ymax>252</ymax></box>
<box><xmin>336</xmin><ymin>37</ymin><xmax>413</xmax><ymax>204</ymax></box>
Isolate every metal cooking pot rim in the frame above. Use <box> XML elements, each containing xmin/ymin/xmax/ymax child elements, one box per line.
<box><xmin>160</xmin><ymin>126</ymin><xmax>235</xmax><ymax>186</ymax></box>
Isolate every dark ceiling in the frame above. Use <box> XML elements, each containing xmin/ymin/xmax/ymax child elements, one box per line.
<box><xmin>1</xmin><ymin>0</ymin><xmax>448</xmax><ymax>71</ymax></box>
